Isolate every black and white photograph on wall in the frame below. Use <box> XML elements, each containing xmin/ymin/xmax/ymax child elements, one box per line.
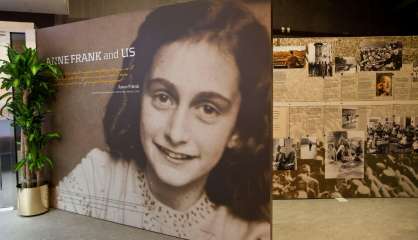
<box><xmin>307</xmin><ymin>42</ymin><xmax>333</xmax><ymax>78</ymax></box>
<box><xmin>45</xmin><ymin>1</ymin><xmax>272</xmax><ymax>239</ymax></box>
<box><xmin>365</xmin><ymin>116</ymin><xmax>418</xmax><ymax>197</ymax></box>
<box><xmin>335</xmin><ymin>56</ymin><xmax>357</xmax><ymax>74</ymax></box>
<box><xmin>272</xmin><ymin>140</ymin><xmax>325</xmax><ymax>199</ymax></box>
<box><xmin>412</xmin><ymin>61</ymin><xmax>418</xmax><ymax>82</ymax></box>
<box><xmin>367</xmin><ymin>116</ymin><xmax>417</xmax><ymax>154</ymax></box>
<box><xmin>273</xmin><ymin>45</ymin><xmax>306</xmax><ymax>69</ymax></box>
<box><xmin>376</xmin><ymin>73</ymin><xmax>393</xmax><ymax>97</ymax></box>
<box><xmin>273</xmin><ymin>142</ymin><xmax>418</xmax><ymax>199</ymax></box>
<box><xmin>342</xmin><ymin>108</ymin><xmax>359</xmax><ymax>129</ymax></box>
<box><xmin>325</xmin><ymin>131</ymin><xmax>364</xmax><ymax>179</ymax></box>
<box><xmin>300</xmin><ymin>136</ymin><xmax>317</xmax><ymax>159</ymax></box>
<box><xmin>359</xmin><ymin>41</ymin><xmax>402</xmax><ymax>71</ymax></box>
<box><xmin>273</xmin><ymin>138</ymin><xmax>297</xmax><ymax>170</ymax></box>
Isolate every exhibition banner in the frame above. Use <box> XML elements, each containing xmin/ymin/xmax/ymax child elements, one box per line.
<box><xmin>37</xmin><ymin>1</ymin><xmax>272</xmax><ymax>239</ymax></box>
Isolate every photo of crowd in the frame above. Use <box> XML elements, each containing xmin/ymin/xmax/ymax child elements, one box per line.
<box><xmin>367</xmin><ymin>117</ymin><xmax>417</xmax><ymax>154</ymax></box>
<box><xmin>359</xmin><ymin>41</ymin><xmax>402</xmax><ymax>71</ymax></box>
<box><xmin>335</xmin><ymin>56</ymin><xmax>357</xmax><ymax>74</ymax></box>
<box><xmin>272</xmin><ymin>141</ymin><xmax>325</xmax><ymax>199</ymax></box>
<box><xmin>272</xmin><ymin>139</ymin><xmax>417</xmax><ymax>199</ymax></box>
<box><xmin>376</xmin><ymin>73</ymin><xmax>393</xmax><ymax>97</ymax></box>
<box><xmin>342</xmin><ymin>108</ymin><xmax>359</xmax><ymax>129</ymax></box>
<box><xmin>273</xmin><ymin>45</ymin><xmax>306</xmax><ymax>69</ymax></box>
<box><xmin>273</xmin><ymin>138</ymin><xmax>297</xmax><ymax>170</ymax></box>
<box><xmin>325</xmin><ymin>131</ymin><xmax>364</xmax><ymax>179</ymax></box>
<box><xmin>307</xmin><ymin>42</ymin><xmax>333</xmax><ymax>78</ymax></box>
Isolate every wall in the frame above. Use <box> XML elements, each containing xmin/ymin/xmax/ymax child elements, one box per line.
<box><xmin>272</xmin><ymin>36</ymin><xmax>418</xmax><ymax>199</ymax></box>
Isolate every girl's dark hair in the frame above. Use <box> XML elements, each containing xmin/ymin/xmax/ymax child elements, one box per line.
<box><xmin>103</xmin><ymin>0</ymin><xmax>271</xmax><ymax>222</ymax></box>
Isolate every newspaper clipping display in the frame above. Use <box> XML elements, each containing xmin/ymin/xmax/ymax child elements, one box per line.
<box><xmin>273</xmin><ymin>36</ymin><xmax>418</xmax><ymax>199</ymax></box>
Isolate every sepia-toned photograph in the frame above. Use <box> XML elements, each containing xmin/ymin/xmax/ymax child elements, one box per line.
<box><xmin>272</xmin><ymin>140</ymin><xmax>325</xmax><ymax>199</ymax></box>
<box><xmin>273</xmin><ymin>45</ymin><xmax>306</xmax><ymax>69</ymax></box>
<box><xmin>307</xmin><ymin>42</ymin><xmax>333</xmax><ymax>78</ymax></box>
<box><xmin>325</xmin><ymin>131</ymin><xmax>364</xmax><ymax>179</ymax></box>
<box><xmin>300</xmin><ymin>136</ymin><xmax>317</xmax><ymax>159</ymax></box>
<box><xmin>342</xmin><ymin>108</ymin><xmax>359</xmax><ymax>129</ymax></box>
<box><xmin>273</xmin><ymin>137</ymin><xmax>417</xmax><ymax>199</ymax></box>
<box><xmin>42</xmin><ymin>1</ymin><xmax>272</xmax><ymax>239</ymax></box>
<box><xmin>335</xmin><ymin>56</ymin><xmax>357</xmax><ymax>74</ymax></box>
<box><xmin>376</xmin><ymin>72</ymin><xmax>393</xmax><ymax>97</ymax></box>
<box><xmin>365</xmin><ymin>116</ymin><xmax>418</xmax><ymax>197</ymax></box>
<box><xmin>359</xmin><ymin>41</ymin><xmax>402</xmax><ymax>71</ymax></box>
<box><xmin>273</xmin><ymin>138</ymin><xmax>297</xmax><ymax>170</ymax></box>
<box><xmin>272</xmin><ymin>116</ymin><xmax>417</xmax><ymax>199</ymax></box>
<box><xmin>367</xmin><ymin>116</ymin><xmax>417</xmax><ymax>154</ymax></box>
<box><xmin>412</xmin><ymin>61</ymin><xmax>418</xmax><ymax>82</ymax></box>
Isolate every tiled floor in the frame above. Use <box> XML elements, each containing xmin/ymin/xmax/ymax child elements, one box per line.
<box><xmin>1</xmin><ymin>198</ymin><xmax>417</xmax><ymax>239</ymax></box>
<box><xmin>0</xmin><ymin>209</ymin><xmax>178</xmax><ymax>240</ymax></box>
<box><xmin>273</xmin><ymin>198</ymin><xmax>418</xmax><ymax>240</ymax></box>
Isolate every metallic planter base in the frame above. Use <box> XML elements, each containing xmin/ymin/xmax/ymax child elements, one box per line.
<box><xmin>17</xmin><ymin>184</ymin><xmax>49</xmax><ymax>216</ymax></box>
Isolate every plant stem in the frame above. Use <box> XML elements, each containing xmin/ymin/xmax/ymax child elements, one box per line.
<box><xmin>36</xmin><ymin>170</ymin><xmax>41</xmax><ymax>187</ymax></box>
<box><xmin>22</xmin><ymin>90</ymin><xmax>30</xmax><ymax>188</ymax></box>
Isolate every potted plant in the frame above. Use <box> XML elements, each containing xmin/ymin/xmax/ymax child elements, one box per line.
<box><xmin>0</xmin><ymin>46</ymin><xmax>62</xmax><ymax>216</ymax></box>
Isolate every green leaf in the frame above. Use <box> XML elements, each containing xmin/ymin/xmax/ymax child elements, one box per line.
<box><xmin>30</xmin><ymin>64</ymin><xmax>42</xmax><ymax>76</ymax></box>
<box><xmin>15</xmin><ymin>159</ymin><xmax>26</xmax><ymax>171</ymax></box>
<box><xmin>45</xmin><ymin>156</ymin><xmax>53</xmax><ymax>168</ymax></box>
<box><xmin>28</xmin><ymin>133</ymin><xmax>35</xmax><ymax>142</ymax></box>
<box><xmin>12</xmin><ymin>79</ymin><xmax>20</xmax><ymax>88</ymax></box>
<box><xmin>7</xmin><ymin>46</ymin><xmax>17</xmax><ymax>62</ymax></box>
<box><xmin>46</xmin><ymin>132</ymin><xmax>61</xmax><ymax>139</ymax></box>
<box><xmin>0</xmin><ymin>45</ymin><xmax>62</xmax><ymax>174</ymax></box>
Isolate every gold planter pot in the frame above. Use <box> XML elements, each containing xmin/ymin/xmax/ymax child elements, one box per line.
<box><xmin>16</xmin><ymin>184</ymin><xmax>49</xmax><ymax>216</ymax></box>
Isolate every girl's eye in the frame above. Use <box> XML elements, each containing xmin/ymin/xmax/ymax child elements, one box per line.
<box><xmin>196</xmin><ymin>103</ymin><xmax>220</xmax><ymax>123</ymax></box>
<box><xmin>152</xmin><ymin>92</ymin><xmax>174</xmax><ymax>109</ymax></box>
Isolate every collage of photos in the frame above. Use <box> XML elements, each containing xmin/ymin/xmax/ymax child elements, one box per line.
<box><xmin>272</xmin><ymin>114</ymin><xmax>418</xmax><ymax>199</ymax></box>
<box><xmin>272</xmin><ymin>39</ymin><xmax>418</xmax><ymax>103</ymax></box>
<box><xmin>272</xmin><ymin>37</ymin><xmax>417</xmax><ymax>200</ymax></box>
<box><xmin>325</xmin><ymin>131</ymin><xmax>365</xmax><ymax>179</ymax></box>
<box><xmin>273</xmin><ymin>45</ymin><xmax>306</xmax><ymax>69</ymax></box>
<box><xmin>307</xmin><ymin>42</ymin><xmax>333</xmax><ymax>78</ymax></box>
<box><xmin>273</xmin><ymin>140</ymin><xmax>417</xmax><ymax>199</ymax></box>
<box><xmin>359</xmin><ymin>41</ymin><xmax>403</xmax><ymax>71</ymax></box>
<box><xmin>273</xmin><ymin>138</ymin><xmax>297</xmax><ymax>170</ymax></box>
<box><xmin>272</xmin><ymin>137</ymin><xmax>324</xmax><ymax>199</ymax></box>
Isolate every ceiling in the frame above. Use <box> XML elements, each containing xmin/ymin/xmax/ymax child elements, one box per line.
<box><xmin>0</xmin><ymin>0</ymin><xmax>69</xmax><ymax>15</ymax></box>
<box><xmin>273</xmin><ymin>0</ymin><xmax>418</xmax><ymax>36</ymax></box>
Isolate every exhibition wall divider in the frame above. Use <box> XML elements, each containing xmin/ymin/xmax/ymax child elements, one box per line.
<box><xmin>36</xmin><ymin>1</ymin><xmax>272</xmax><ymax>239</ymax></box>
<box><xmin>272</xmin><ymin>36</ymin><xmax>418</xmax><ymax>200</ymax></box>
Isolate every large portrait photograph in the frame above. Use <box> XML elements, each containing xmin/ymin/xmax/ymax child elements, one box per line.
<box><xmin>37</xmin><ymin>1</ymin><xmax>272</xmax><ymax>239</ymax></box>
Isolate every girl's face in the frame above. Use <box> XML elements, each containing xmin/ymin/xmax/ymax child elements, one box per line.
<box><xmin>140</xmin><ymin>39</ymin><xmax>241</xmax><ymax>187</ymax></box>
